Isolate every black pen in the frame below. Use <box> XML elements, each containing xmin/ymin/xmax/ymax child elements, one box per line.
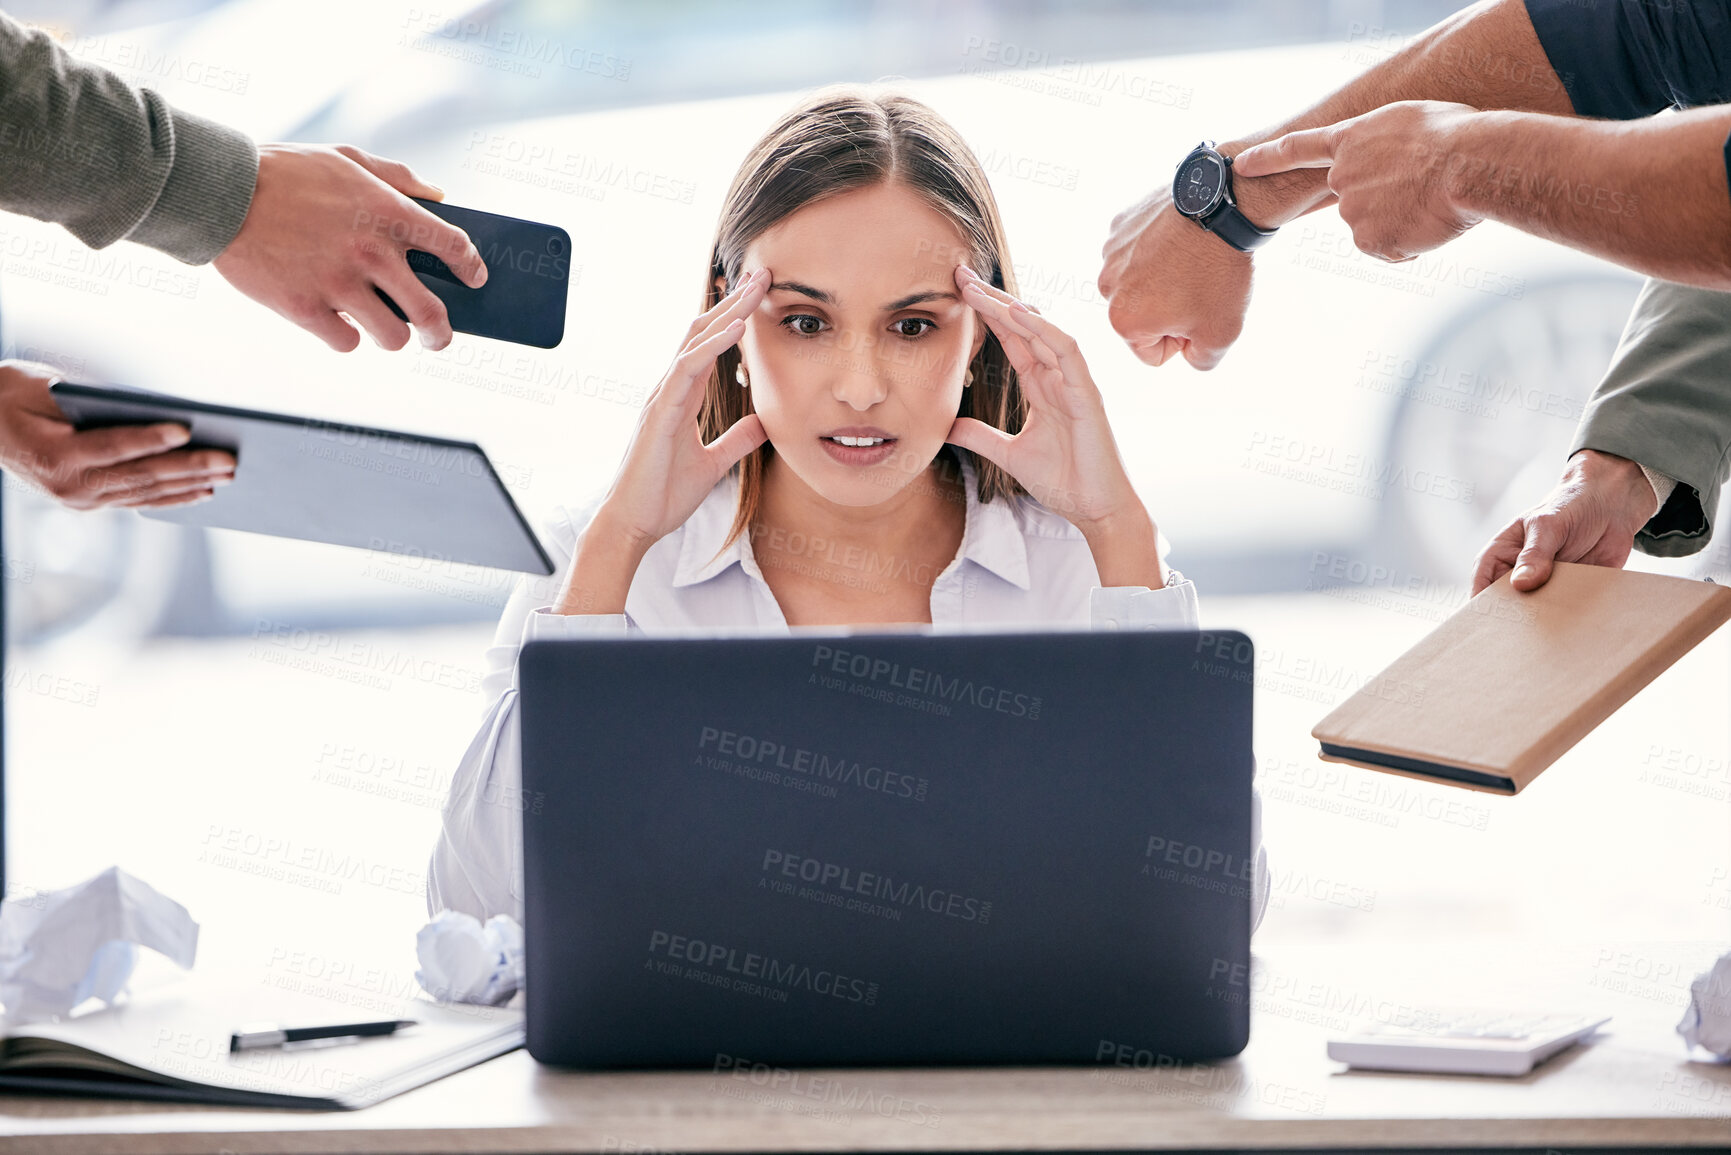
<box><xmin>229</xmin><ymin>1019</ymin><xmax>417</xmax><ymax>1052</ymax></box>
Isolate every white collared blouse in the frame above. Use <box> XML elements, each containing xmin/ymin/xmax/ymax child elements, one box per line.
<box><xmin>429</xmin><ymin>455</ymin><xmax>1268</xmax><ymax>930</ymax></box>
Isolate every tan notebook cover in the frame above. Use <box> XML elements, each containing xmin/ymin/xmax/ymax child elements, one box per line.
<box><xmin>1312</xmin><ymin>563</ymin><xmax>1731</xmax><ymax>794</ymax></box>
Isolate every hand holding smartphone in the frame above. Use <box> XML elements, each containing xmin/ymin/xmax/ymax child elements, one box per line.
<box><xmin>378</xmin><ymin>199</ymin><xmax>571</xmax><ymax>349</ymax></box>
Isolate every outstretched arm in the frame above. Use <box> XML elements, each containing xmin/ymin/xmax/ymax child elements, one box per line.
<box><xmin>1236</xmin><ymin>101</ymin><xmax>1731</xmax><ymax>286</ymax></box>
<box><xmin>1100</xmin><ymin>0</ymin><xmax>1576</xmax><ymax>368</ymax></box>
<box><xmin>1220</xmin><ymin>0</ymin><xmax>1577</xmax><ymax>228</ymax></box>
<box><xmin>1443</xmin><ymin>105</ymin><xmax>1731</xmax><ymax>286</ymax></box>
<box><xmin>0</xmin><ymin>13</ymin><xmax>486</xmax><ymax>350</ymax></box>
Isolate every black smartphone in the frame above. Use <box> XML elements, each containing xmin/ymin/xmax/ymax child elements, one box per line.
<box><xmin>377</xmin><ymin>198</ymin><xmax>571</xmax><ymax>349</ymax></box>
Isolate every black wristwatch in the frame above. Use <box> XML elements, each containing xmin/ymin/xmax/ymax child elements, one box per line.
<box><xmin>1172</xmin><ymin>141</ymin><xmax>1277</xmax><ymax>253</ymax></box>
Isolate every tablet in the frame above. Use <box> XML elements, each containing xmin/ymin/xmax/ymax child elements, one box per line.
<box><xmin>51</xmin><ymin>383</ymin><xmax>553</xmax><ymax>575</ymax></box>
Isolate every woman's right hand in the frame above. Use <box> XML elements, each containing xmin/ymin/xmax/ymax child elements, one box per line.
<box><xmin>554</xmin><ymin>269</ymin><xmax>769</xmax><ymax>614</ymax></box>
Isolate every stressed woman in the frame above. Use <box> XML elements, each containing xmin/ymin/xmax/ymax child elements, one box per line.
<box><xmin>429</xmin><ymin>88</ymin><xmax>1266</xmax><ymax>928</ymax></box>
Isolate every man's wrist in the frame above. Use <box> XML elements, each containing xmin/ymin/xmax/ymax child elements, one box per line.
<box><xmin>1571</xmin><ymin>448</ymin><xmax>1661</xmax><ymax>520</ymax></box>
<box><xmin>1219</xmin><ymin>137</ymin><xmax>1329</xmax><ymax>229</ymax></box>
<box><xmin>1432</xmin><ymin>109</ymin><xmax>1504</xmax><ymax>226</ymax></box>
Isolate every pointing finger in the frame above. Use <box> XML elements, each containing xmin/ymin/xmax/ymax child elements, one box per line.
<box><xmin>1232</xmin><ymin>125</ymin><xmax>1341</xmax><ymax>177</ymax></box>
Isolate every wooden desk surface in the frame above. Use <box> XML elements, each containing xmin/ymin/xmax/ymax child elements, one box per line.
<box><xmin>2</xmin><ymin>941</ymin><xmax>1729</xmax><ymax>1153</ymax></box>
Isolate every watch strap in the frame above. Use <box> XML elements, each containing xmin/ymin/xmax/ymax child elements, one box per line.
<box><xmin>1205</xmin><ymin>201</ymin><xmax>1277</xmax><ymax>252</ymax></box>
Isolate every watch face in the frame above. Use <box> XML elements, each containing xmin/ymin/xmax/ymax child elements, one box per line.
<box><xmin>1174</xmin><ymin>152</ymin><xmax>1226</xmax><ymax>217</ymax></box>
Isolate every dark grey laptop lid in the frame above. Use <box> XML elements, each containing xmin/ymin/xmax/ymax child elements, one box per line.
<box><xmin>520</xmin><ymin>630</ymin><xmax>1254</xmax><ymax>1068</ymax></box>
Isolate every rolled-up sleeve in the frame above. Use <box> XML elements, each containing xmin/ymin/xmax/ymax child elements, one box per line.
<box><xmin>0</xmin><ymin>12</ymin><xmax>258</xmax><ymax>263</ymax></box>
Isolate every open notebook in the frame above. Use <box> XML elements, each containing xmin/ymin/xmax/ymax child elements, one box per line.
<box><xmin>1313</xmin><ymin>563</ymin><xmax>1731</xmax><ymax>794</ymax></box>
<box><xmin>0</xmin><ymin>974</ymin><xmax>522</xmax><ymax>1109</ymax></box>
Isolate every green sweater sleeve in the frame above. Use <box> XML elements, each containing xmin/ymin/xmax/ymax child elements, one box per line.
<box><xmin>0</xmin><ymin>12</ymin><xmax>258</xmax><ymax>264</ymax></box>
<box><xmin>1570</xmin><ymin>278</ymin><xmax>1731</xmax><ymax>557</ymax></box>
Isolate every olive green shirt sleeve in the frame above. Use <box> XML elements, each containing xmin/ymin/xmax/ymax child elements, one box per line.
<box><xmin>0</xmin><ymin>11</ymin><xmax>258</xmax><ymax>264</ymax></box>
<box><xmin>1569</xmin><ymin>278</ymin><xmax>1731</xmax><ymax>557</ymax></box>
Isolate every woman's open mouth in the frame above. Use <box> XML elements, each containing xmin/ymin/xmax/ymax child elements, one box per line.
<box><xmin>819</xmin><ymin>430</ymin><xmax>898</xmax><ymax>466</ymax></box>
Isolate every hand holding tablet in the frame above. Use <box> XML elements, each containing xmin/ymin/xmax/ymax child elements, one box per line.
<box><xmin>0</xmin><ymin>362</ymin><xmax>234</xmax><ymax>511</ymax></box>
<box><xmin>50</xmin><ymin>383</ymin><xmax>552</xmax><ymax>575</ymax></box>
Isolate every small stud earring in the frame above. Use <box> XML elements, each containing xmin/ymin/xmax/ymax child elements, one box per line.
<box><xmin>964</xmin><ymin>369</ymin><xmax>975</xmax><ymax>388</ymax></box>
<box><xmin>736</xmin><ymin>364</ymin><xmax>750</xmax><ymax>388</ymax></box>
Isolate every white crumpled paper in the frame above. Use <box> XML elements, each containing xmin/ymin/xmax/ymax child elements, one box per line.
<box><xmin>415</xmin><ymin>910</ymin><xmax>523</xmax><ymax>1006</ymax></box>
<box><xmin>1678</xmin><ymin>949</ymin><xmax>1731</xmax><ymax>1058</ymax></box>
<box><xmin>0</xmin><ymin>866</ymin><xmax>198</xmax><ymax>1024</ymax></box>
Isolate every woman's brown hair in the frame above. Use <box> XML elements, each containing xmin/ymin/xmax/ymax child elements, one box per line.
<box><xmin>696</xmin><ymin>86</ymin><xmax>1028</xmax><ymax>546</ymax></box>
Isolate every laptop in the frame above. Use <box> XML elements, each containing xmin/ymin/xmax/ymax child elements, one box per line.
<box><xmin>518</xmin><ymin>629</ymin><xmax>1255</xmax><ymax>1069</ymax></box>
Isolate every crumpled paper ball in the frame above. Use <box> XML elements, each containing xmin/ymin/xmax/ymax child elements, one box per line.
<box><xmin>1678</xmin><ymin>949</ymin><xmax>1731</xmax><ymax>1057</ymax></box>
<box><xmin>0</xmin><ymin>866</ymin><xmax>198</xmax><ymax>1024</ymax></box>
<box><xmin>415</xmin><ymin>910</ymin><xmax>523</xmax><ymax>1006</ymax></box>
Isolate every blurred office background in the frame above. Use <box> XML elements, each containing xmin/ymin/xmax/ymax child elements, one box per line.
<box><xmin>3</xmin><ymin>1</ymin><xmax>1726</xmax><ymax>1003</ymax></box>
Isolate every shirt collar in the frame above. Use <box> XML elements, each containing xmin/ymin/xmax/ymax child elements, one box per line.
<box><xmin>671</xmin><ymin>451</ymin><xmax>1032</xmax><ymax>592</ymax></box>
<box><xmin>673</xmin><ymin>472</ymin><xmax>750</xmax><ymax>588</ymax></box>
<box><xmin>952</xmin><ymin>452</ymin><xmax>1031</xmax><ymax>590</ymax></box>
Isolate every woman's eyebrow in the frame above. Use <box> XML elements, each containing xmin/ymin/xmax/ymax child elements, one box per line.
<box><xmin>768</xmin><ymin>280</ymin><xmax>833</xmax><ymax>303</ymax></box>
<box><xmin>885</xmin><ymin>290</ymin><xmax>960</xmax><ymax>310</ymax></box>
<box><xmin>766</xmin><ymin>283</ymin><xmax>959</xmax><ymax>310</ymax></box>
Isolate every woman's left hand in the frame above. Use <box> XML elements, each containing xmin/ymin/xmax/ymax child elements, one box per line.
<box><xmin>947</xmin><ymin>265</ymin><xmax>1163</xmax><ymax>587</ymax></box>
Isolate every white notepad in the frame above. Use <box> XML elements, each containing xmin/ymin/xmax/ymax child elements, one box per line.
<box><xmin>0</xmin><ymin>973</ymin><xmax>522</xmax><ymax>1109</ymax></box>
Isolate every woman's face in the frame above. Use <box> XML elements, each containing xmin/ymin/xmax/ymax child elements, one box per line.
<box><xmin>730</xmin><ymin>181</ymin><xmax>986</xmax><ymax>508</ymax></box>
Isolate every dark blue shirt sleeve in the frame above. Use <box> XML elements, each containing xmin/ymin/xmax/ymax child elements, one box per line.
<box><xmin>1525</xmin><ymin>0</ymin><xmax>1730</xmax><ymax>208</ymax></box>
<box><xmin>1525</xmin><ymin>0</ymin><xmax>1730</xmax><ymax>116</ymax></box>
